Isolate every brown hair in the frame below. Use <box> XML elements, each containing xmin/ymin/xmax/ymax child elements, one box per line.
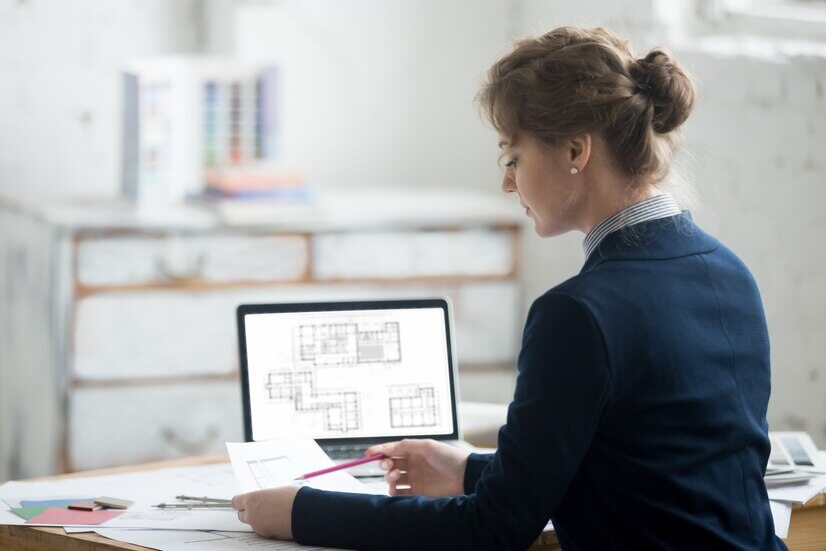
<box><xmin>477</xmin><ymin>26</ymin><xmax>696</xmax><ymax>186</ymax></box>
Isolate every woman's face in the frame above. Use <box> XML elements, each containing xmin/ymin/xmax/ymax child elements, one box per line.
<box><xmin>499</xmin><ymin>134</ymin><xmax>583</xmax><ymax>237</ymax></box>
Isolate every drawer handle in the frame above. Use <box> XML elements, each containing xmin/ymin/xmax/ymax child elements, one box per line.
<box><xmin>155</xmin><ymin>254</ymin><xmax>206</xmax><ymax>283</ymax></box>
<box><xmin>161</xmin><ymin>424</ymin><xmax>219</xmax><ymax>455</ymax></box>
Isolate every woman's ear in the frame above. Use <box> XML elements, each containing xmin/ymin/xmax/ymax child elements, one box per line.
<box><xmin>567</xmin><ymin>133</ymin><xmax>592</xmax><ymax>172</ymax></box>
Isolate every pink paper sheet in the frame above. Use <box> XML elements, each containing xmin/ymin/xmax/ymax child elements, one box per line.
<box><xmin>26</xmin><ymin>507</ymin><xmax>122</xmax><ymax>526</ymax></box>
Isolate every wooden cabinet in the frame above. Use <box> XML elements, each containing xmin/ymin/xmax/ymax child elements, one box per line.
<box><xmin>0</xmin><ymin>190</ymin><xmax>523</xmax><ymax>478</ymax></box>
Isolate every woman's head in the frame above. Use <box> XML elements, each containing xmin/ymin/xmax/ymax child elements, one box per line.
<box><xmin>477</xmin><ymin>26</ymin><xmax>696</xmax><ymax>237</ymax></box>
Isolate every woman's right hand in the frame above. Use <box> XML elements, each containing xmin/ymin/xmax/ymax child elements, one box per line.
<box><xmin>366</xmin><ymin>439</ymin><xmax>470</xmax><ymax>498</ymax></box>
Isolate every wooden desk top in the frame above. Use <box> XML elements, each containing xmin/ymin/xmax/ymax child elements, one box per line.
<box><xmin>2</xmin><ymin>455</ymin><xmax>825</xmax><ymax>551</ymax></box>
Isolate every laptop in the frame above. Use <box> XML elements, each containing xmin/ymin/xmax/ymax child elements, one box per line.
<box><xmin>237</xmin><ymin>298</ymin><xmax>467</xmax><ymax>477</ymax></box>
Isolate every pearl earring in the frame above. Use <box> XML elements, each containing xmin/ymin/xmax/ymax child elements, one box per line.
<box><xmin>570</xmin><ymin>167</ymin><xmax>579</xmax><ymax>175</ymax></box>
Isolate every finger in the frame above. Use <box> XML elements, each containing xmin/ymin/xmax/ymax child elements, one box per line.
<box><xmin>392</xmin><ymin>456</ymin><xmax>408</xmax><ymax>472</ymax></box>
<box><xmin>237</xmin><ymin>509</ymin><xmax>248</xmax><ymax>524</ymax></box>
<box><xmin>394</xmin><ymin>466</ymin><xmax>412</xmax><ymax>495</ymax></box>
<box><xmin>370</xmin><ymin>438</ymin><xmax>424</xmax><ymax>457</ymax></box>
<box><xmin>379</xmin><ymin>458</ymin><xmax>394</xmax><ymax>471</ymax></box>
<box><xmin>365</xmin><ymin>443</ymin><xmax>390</xmax><ymax>456</ymax></box>
<box><xmin>394</xmin><ymin>479</ymin><xmax>412</xmax><ymax>495</ymax></box>
<box><xmin>231</xmin><ymin>495</ymin><xmax>245</xmax><ymax>511</ymax></box>
<box><xmin>384</xmin><ymin>468</ymin><xmax>402</xmax><ymax>483</ymax></box>
<box><xmin>386</xmin><ymin>473</ymin><xmax>403</xmax><ymax>496</ymax></box>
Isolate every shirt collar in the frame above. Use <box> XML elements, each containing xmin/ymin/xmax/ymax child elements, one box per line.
<box><xmin>583</xmin><ymin>193</ymin><xmax>682</xmax><ymax>261</ymax></box>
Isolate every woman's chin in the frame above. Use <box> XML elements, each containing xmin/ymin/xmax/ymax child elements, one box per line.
<box><xmin>534</xmin><ymin>221</ymin><xmax>569</xmax><ymax>239</ymax></box>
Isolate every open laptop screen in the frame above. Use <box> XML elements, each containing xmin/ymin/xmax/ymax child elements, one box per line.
<box><xmin>238</xmin><ymin>299</ymin><xmax>459</xmax><ymax>445</ymax></box>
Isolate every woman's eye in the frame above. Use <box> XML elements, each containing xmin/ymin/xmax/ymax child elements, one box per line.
<box><xmin>505</xmin><ymin>157</ymin><xmax>517</xmax><ymax>168</ymax></box>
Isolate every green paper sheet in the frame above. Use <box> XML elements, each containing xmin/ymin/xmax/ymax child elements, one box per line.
<box><xmin>10</xmin><ymin>506</ymin><xmax>53</xmax><ymax>520</ymax></box>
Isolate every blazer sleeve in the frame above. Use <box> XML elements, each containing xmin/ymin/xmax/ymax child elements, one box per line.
<box><xmin>291</xmin><ymin>292</ymin><xmax>612</xmax><ymax>551</ymax></box>
<box><xmin>463</xmin><ymin>453</ymin><xmax>495</xmax><ymax>494</ymax></box>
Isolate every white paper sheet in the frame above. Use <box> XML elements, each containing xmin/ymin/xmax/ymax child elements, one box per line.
<box><xmin>226</xmin><ymin>437</ymin><xmax>368</xmax><ymax>494</ymax></box>
<box><xmin>95</xmin><ymin>528</ymin><xmax>347</xmax><ymax>550</ymax></box>
<box><xmin>769</xmin><ymin>500</ymin><xmax>792</xmax><ymax>539</ymax></box>
<box><xmin>767</xmin><ymin>474</ymin><xmax>826</xmax><ymax>504</ymax></box>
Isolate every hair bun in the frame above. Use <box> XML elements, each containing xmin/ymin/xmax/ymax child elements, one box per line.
<box><xmin>629</xmin><ymin>48</ymin><xmax>696</xmax><ymax>134</ymax></box>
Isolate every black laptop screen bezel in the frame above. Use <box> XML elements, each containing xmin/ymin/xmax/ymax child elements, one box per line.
<box><xmin>237</xmin><ymin>298</ymin><xmax>460</xmax><ymax>446</ymax></box>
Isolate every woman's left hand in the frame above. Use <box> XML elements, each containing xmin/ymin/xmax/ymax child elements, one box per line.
<box><xmin>231</xmin><ymin>485</ymin><xmax>300</xmax><ymax>540</ymax></box>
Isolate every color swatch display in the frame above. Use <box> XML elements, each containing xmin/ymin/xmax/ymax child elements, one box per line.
<box><xmin>122</xmin><ymin>57</ymin><xmax>280</xmax><ymax>203</ymax></box>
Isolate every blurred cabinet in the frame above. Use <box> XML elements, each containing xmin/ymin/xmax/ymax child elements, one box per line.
<box><xmin>0</xmin><ymin>190</ymin><xmax>523</xmax><ymax>478</ymax></box>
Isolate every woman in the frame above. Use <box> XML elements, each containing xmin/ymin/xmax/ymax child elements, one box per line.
<box><xmin>232</xmin><ymin>27</ymin><xmax>785</xmax><ymax>550</ymax></box>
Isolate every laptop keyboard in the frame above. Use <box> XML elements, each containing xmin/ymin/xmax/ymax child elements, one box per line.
<box><xmin>325</xmin><ymin>445</ymin><xmax>370</xmax><ymax>460</ymax></box>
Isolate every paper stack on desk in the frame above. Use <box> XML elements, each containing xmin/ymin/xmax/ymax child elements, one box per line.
<box><xmin>0</xmin><ymin>462</ymin><xmax>250</xmax><ymax>531</ymax></box>
<box><xmin>764</xmin><ymin>449</ymin><xmax>826</xmax><ymax>539</ymax></box>
<box><xmin>0</xmin><ymin>435</ymin><xmax>380</xmax><ymax>549</ymax></box>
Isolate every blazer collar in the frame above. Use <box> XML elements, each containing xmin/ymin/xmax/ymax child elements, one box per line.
<box><xmin>580</xmin><ymin>211</ymin><xmax>720</xmax><ymax>274</ymax></box>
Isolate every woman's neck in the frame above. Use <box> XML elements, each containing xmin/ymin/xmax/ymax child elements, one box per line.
<box><xmin>578</xmin><ymin>176</ymin><xmax>662</xmax><ymax>235</ymax></box>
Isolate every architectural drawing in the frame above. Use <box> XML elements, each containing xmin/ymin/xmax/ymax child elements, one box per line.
<box><xmin>264</xmin><ymin>370</ymin><xmax>361</xmax><ymax>433</ymax></box>
<box><xmin>246</xmin><ymin>455</ymin><xmax>294</xmax><ymax>489</ymax></box>
<box><xmin>263</xmin><ymin>317</ymin><xmax>448</xmax><ymax>434</ymax></box>
<box><xmin>388</xmin><ymin>384</ymin><xmax>439</xmax><ymax>428</ymax></box>
<box><xmin>293</xmin><ymin>321</ymin><xmax>401</xmax><ymax>366</ymax></box>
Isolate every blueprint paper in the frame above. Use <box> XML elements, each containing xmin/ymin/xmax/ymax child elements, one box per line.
<box><xmin>96</xmin><ymin>528</ymin><xmax>348</xmax><ymax>550</ymax></box>
<box><xmin>103</xmin><ymin>504</ymin><xmax>249</xmax><ymax>532</ymax></box>
<box><xmin>226</xmin><ymin>437</ymin><xmax>369</xmax><ymax>494</ymax></box>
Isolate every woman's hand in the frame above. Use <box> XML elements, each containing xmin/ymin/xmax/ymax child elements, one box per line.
<box><xmin>231</xmin><ymin>485</ymin><xmax>300</xmax><ymax>540</ymax></box>
<box><xmin>367</xmin><ymin>438</ymin><xmax>470</xmax><ymax>498</ymax></box>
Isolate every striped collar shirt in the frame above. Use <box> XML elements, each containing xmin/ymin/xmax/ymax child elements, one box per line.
<box><xmin>583</xmin><ymin>193</ymin><xmax>682</xmax><ymax>260</ymax></box>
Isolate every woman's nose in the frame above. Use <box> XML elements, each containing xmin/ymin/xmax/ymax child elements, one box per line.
<box><xmin>501</xmin><ymin>174</ymin><xmax>516</xmax><ymax>193</ymax></box>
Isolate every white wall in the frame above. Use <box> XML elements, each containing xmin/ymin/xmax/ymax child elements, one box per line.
<box><xmin>230</xmin><ymin>0</ymin><xmax>515</xmax><ymax>195</ymax></box>
<box><xmin>679</xmin><ymin>36</ymin><xmax>826</xmax><ymax>445</ymax></box>
<box><xmin>516</xmin><ymin>0</ymin><xmax>826</xmax><ymax>446</ymax></box>
<box><xmin>0</xmin><ymin>0</ymin><xmax>203</xmax><ymax>201</ymax></box>
<box><xmin>1</xmin><ymin>0</ymin><xmax>823</xmax><ymax>446</ymax></box>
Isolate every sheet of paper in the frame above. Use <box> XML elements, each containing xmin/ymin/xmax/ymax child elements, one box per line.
<box><xmin>226</xmin><ymin>437</ymin><xmax>368</xmax><ymax>494</ymax></box>
<box><xmin>21</xmin><ymin>498</ymin><xmax>95</xmax><ymax>508</ymax></box>
<box><xmin>0</xmin><ymin>463</ymin><xmax>239</xmax><ymax>497</ymax></box>
<box><xmin>769</xmin><ymin>500</ymin><xmax>792</xmax><ymax>539</ymax></box>
<box><xmin>103</xmin><ymin>504</ymin><xmax>249</xmax><ymax>532</ymax></box>
<box><xmin>96</xmin><ymin>528</ymin><xmax>349</xmax><ymax>550</ymax></box>
<box><xmin>9</xmin><ymin>506</ymin><xmax>50</xmax><ymax>520</ymax></box>
<box><xmin>767</xmin><ymin>474</ymin><xmax>826</xmax><ymax>504</ymax></box>
<box><xmin>26</xmin><ymin>507</ymin><xmax>122</xmax><ymax>526</ymax></box>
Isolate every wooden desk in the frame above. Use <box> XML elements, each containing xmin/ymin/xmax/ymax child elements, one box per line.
<box><xmin>2</xmin><ymin>455</ymin><xmax>825</xmax><ymax>550</ymax></box>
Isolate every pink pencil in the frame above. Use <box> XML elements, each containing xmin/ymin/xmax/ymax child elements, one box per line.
<box><xmin>294</xmin><ymin>453</ymin><xmax>387</xmax><ymax>481</ymax></box>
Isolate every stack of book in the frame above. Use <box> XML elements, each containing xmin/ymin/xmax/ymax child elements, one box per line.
<box><xmin>203</xmin><ymin>165</ymin><xmax>315</xmax><ymax>225</ymax></box>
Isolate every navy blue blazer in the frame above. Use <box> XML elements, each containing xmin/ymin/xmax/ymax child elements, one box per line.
<box><xmin>291</xmin><ymin>212</ymin><xmax>786</xmax><ymax>550</ymax></box>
